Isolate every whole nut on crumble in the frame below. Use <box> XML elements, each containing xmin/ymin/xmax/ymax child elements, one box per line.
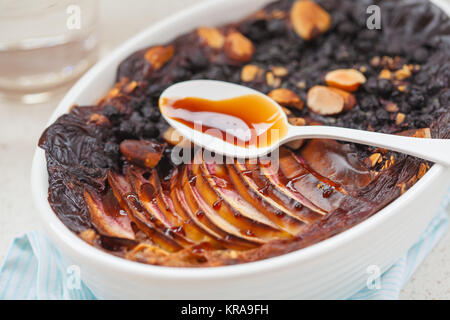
<box><xmin>241</xmin><ymin>64</ymin><xmax>264</xmax><ymax>82</ymax></box>
<box><xmin>271</xmin><ymin>66</ymin><xmax>288</xmax><ymax>77</ymax></box>
<box><xmin>325</xmin><ymin>69</ymin><xmax>367</xmax><ymax>92</ymax></box>
<box><xmin>224</xmin><ymin>31</ymin><xmax>255</xmax><ymax>62</ymax></box>
<box><xmin>290</xmin><ymin>0</ymin><xmax>331</xmax><ymax>40</ymax></box>
<box><xmin>266</xmin><ymin>72</ymin><xmax>281</xmax><ymax>87</ymax></box>
<box><xmin>268</xmin><ymin>88</ymin><xmax>304</xmax><ymax>110</ymax></box>
<box><xmin>197</xmin><ymin>27</ymin><xmax>225</xmax><ymax>49</ymax></box>
<box><xmin>144</xmin><ymin>45</ymin><xmax>174</xmax><ymax>70</ymax></box>
<box><xmin>327</xmin><ymin>87</ymin><xmax>356</xmax><ymax>111</ymax></box>
<box><xmin>307</xmin><ymin>86</ymin><xmax>345</xmax><ymax>115</ymax></box>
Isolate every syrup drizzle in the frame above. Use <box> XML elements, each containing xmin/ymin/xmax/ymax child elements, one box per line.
<box><xmin>160</xmin><ymin>94</ymin><xmax>288</xmax><ymax>148</ymax></box>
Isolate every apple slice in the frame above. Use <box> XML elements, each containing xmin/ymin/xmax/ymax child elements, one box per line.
<box><xmin>126</xmin><ymin>167</ymin><xmax>194</xmax><ymax>247</ymax></box>
<box><xmin>107</xmin><ymin>171</ymin><xmax>183</xmax><ymax>252</ymax></box>
<box><xmin>193</xmin><ymin>158</ymin><xmax>290</xmax><ymax>241</ymax></box>
<box><xmin>277</xmin><ymin>149</ymin><xmax>345</xmax><ymax>213</ymax></box>
<box><xmin>224</xmin><ymin>163</ymin><xmax>306</xmax><ymax>236</ymax></box>
<box><xmin>84</xmin><ymin>188</ymin><xmax>135</xmax><ymax>240</ymax></box>
<box><xmin>181</xmin><ymin>165</ymin><xmax>263</xmax><ymax>250</ymax></box>
<box><xmin>167</xmin><ymin>170</ymin><xmax>224</xmax><ymax>247</ymax></box>
<box><xmin>243</xmin><ymin>160</ymin><xmax>325</xmax><ymax>223</ymax></box>
<box><xmin>126</xmin><ymin>168</ymin><xmax>182</xmax><ymax>229</ymax></box>
<box><xmin>126</xmin><ymin>167</ymin><xmax>176</xmax><ymax>228</ymax></box>
<box><xmin>199</xmin><ymin>157</ymin><xmax>293</xmax><ymax>238</ymax></box>
<box><xmin>299</xmin><ymin>139</ymin><xmax>374</xmax><ymax>193</ymax></box>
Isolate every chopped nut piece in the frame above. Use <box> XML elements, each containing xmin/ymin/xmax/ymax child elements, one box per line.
<box><xmin>271</xmin><ymin>9</ymin><xmax>286</xmax><ymax>19</ymax></box>
<box><xmin>417</xmin><ymin>163</ymin><xmax>428</xmax><ymax>179</ymax></box>
<box><xmin>395</xmin><ymin>113</ymin><xmax>406</xmax><ymax>125</ymax></box>
<box><xmin>397</xmin><ymin>85</ymin><xmax>407</xmax><ymax>92</ymax></box>
<box><xmin>414</xmin><ymin>128</ymin><xmax>431</xmax><ymax>139</ymax></box>
<box><xmin>88</xmin><ymin>113</ymin><xmax>110</xmax><ymax>126</ymax></box>
<box><xmin>124</xmin><ymin>81</ymin><xmax>138</xmax><ymax>94</ymax></box>
<box><xmin>290</xmin><ymin>0</ymin><xmax>331</xmax><ymax>40</ymax></box>
<box><xmin>394</xmin><ymin>65</ymin><xmax>412</xmax><ymax>80</ymax></box>
<box><xmin>197</xmin><ymin>27</ymin><xmax>225</xmax><ymax>49</ymax></box>
<box><xmin>268</xmin><ymin>88</ymin><xmax>304</xmax><ymax>110</ymax></box>
<box><xmin>366</xmin><ymin>153</ymin><xmax>382</xmax><ymax>168</ymax></box>
<box><xmin>288</xmin><ymin>117</ymin><xmax>306</xmax><ymax>126</ymax></box>
<box><xmin>385</xmin><ymin>102</ymin><xmax>399</xmax><ymax>113</ymax></box>
<box><xmin>120</xmin><ymin>140</ymin><xmax>166</xmax><ymax>168</ymax></box>
<box><xmin>370</xmin><ymin>56</ymin><xmax>381</xmax><ymax>67</ymax></box>
<box><xmin>224</xmin><ymin>31</ymin><xmax>255</xmax><ymax>62</ymax></box>
<box><xmin>325</xmin><ymin>69</ymin><xmax>366</xmax><ymax>92</ymax></box>
<box><xmin>397</xmin><ymin>128</ymin><xmax>431</xmax><ymax>139</ymax></box>
<box><xmin>398</xmin><ymin>183</ymin><xmax>407</xmax><ymax>195</ymax></box>
<box><xmin>379</xmin><ymin>69</ymin><xmax>392</xmax><ymax>79</ymax></box>
<box><xmin>307</xmin><ymin>85</ymin><xmax>345</xmax><ymax>115</ymax></box>
<box><xmin>241</xmin><ymin>64</ymin><xmax>264</xmax><ymax>82</ymax></box>
<box><xmin>266</xmin><ymin>72</ymin><xmax>281</xmax><ymax>87</ymax></box>
<box><xmin>327</xmin><ymin>87</ymin><xmax>356</xmax><ymax>111</ymax></box>
<box><xmin>251</xmin><ymin>10</ymin><xmax>268</xmax><ymax>20</ymax></box>
<box><xmin>296</xmin><ymin>81</ymin><xmax>306</xmax><ymax>89</ymax></box>
<box><xmin>359</xmin><ymin>66</ymin><xmax>367</xmax><ymax>73</ymax></box>
<box><xmin>271</xmin><ymin>66</ymin><xmax>288</xmax><ymax>77</ymax></box>
<box><xmin>144</xmin><ymin>45</ymin><xmax>174</xmax><ymax>70</ymax></box>
<box><xmin>381</xmin><ymin>56</ymin><xmax>395</xmax><ymax>69</ymax></box>
<box><xmin>106</xmin><ymin>87</ymin><xmax>120</xmax><ymax>99</ymax></box>
<box><xmin>79</xmin><ymin>229</ymin><xmax>98</xmax><ymax>245</ymax></box>
<box><xmin>281</xmin><ymin>106</ymin><xmax>292</xmax><ymax>116</ymax></box>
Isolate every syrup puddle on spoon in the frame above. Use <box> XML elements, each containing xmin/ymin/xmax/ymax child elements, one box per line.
<box><xmin>159</xmin><ymin>94</ymin><xmax>289</xmax><ymax>148</ymax></box>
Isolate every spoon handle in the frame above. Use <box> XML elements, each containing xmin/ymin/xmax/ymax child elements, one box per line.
<box><xmin>287</xmin><ymin>125</ymin><xmax>450</xmax><ymax>166</ymax></box>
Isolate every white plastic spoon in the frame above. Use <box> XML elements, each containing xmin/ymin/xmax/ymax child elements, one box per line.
<box><xmin>159</xmin><ymin>80</ymin><xmax>450</xmax><ymax>166</ymax></box>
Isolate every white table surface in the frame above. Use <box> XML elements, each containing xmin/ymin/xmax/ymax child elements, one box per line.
<box><xmin>0</xmin><ymin>0</ymin><xmax>448</xmax><ymax>300</ymax></box>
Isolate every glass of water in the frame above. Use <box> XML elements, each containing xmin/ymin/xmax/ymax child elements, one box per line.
<box><xmin>0</xmin><ymin>0</ymin><xmax>98</xmax><ymax>103</ymax></box>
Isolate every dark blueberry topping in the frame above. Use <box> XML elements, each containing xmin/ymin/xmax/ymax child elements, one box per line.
<box><xmin>408</xmin><ymin>89</ymin><xmax>426</xmax><ymax>109</ymax></box>
<box><xmin>142</xmin><ymin>124</ymin><xmax>160</xmax><ymax>139</ymax></box>
<box><xmin>377</xmin><ymin>79</ymin><xmax>392</xmax><ymax>98</ymax></box>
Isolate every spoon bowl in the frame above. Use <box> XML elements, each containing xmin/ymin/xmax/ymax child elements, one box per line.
<box><xmin>159</xmin><ymin>80</ymin><xmax>450</xmax><ymax>166</ymax></box>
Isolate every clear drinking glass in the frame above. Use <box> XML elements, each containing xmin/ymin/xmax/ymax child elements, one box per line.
<box><xmin>0</xmin><ymin>0</ymin><xmax>98</xmax><ymax>103</ymax></box>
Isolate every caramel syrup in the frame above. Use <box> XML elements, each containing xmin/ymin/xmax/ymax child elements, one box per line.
<box><xmin>160</xmin><ymin>95</ymin><xmax>288</xmax><ymax>148</ymax></box>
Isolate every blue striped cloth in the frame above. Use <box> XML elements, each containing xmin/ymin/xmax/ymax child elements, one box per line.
<box><xmin>0</xmin><ymin>195</ymin><xmax>448</xmax><ymax>300</ymax></box>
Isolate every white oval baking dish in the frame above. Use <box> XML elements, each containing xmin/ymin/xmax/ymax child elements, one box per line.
<box><xmin>31</xmin><ymin>0</ymin><xmax>450</xmax><ymax>299</ymax></box>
